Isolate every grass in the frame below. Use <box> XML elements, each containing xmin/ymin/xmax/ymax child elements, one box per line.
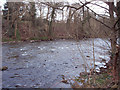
<box><xmin>41</xmin><ymin>37</ymin><xmax>49</xmax><ymax>40</ymax></box>
<box><xmin>71</xmin><ymin>72</ymin><xmax>113</xmax><ymax>88</ymax></box>
<box><xmin>30</xmin><ymin>37</ymin><xmax>49</xmax><ymax>41</ymax></box>
<box><xmin>16</xmin><ymin>29</ymin><xmax>21</xmax><ymax>40</ymax></box>
<box><xmin>2</xmin><ymin>29</ymin><xmax>21</xmax><ymax>42</ymax></box>
<box><xmin>2</xmin><ymin>36</ymin><xmax>49</xmax><ymax>42</ymax></box>
<box><xmin>2</xmin><ymin>38</ymin><xmax>15</xmax><ymax>42</ymax></box>
<box><xmin>30</xmin><ymin>37</ymin><xmax>41</xmax><ymax>40</ymax></box>
<box><xmin>2</xmin><ymin>37</ymin><xmax>21</xmax><ymax>42</ymax></box>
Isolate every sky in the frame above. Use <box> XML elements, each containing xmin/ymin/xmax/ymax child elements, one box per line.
<box><xmin>0</xmin><ymin>0</ymin><xmax>6</xmax><ymax>9</ymax></box>
<box><xmin>0</xmin><ymin>0</ymin><xmax>108</xmax><ymax>14</ymax></box>
<box><xmin>0</xmin><ymin>0</ymin><xmax>109</xmax><ymax>20</ymax></box>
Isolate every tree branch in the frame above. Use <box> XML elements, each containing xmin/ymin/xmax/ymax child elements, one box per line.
<box><xmin>114</xmin><ymin>17</ymin><xmax>120</xmax><ymax>28</ymax></box>
<box><xmin>103</xmin><ymin>1</ymin><xmax>118</xmax><ymax>15</ymax></box>
<box><xmin>41</xmin><ymin>2</ymin><xmax>63</xmax><ymax>10</ymax></box>
<box><xmin>90</xmin><ymin>16</ymin><xmax>112</xmax><ymax>30</ymax></box>
<box><xmin>90</xmin><ymin>3</ymin><xmax>109</xmax><ymax>11</ymax></box>
<box><xmin>62</xmin><ymin>2</ymin><xmax>91</xmax><ymax>10</ymax></box>
<box><xmin>79</xmin><ymin>1</ymin><xmax>109</xmax><ymax>19</ymax></box>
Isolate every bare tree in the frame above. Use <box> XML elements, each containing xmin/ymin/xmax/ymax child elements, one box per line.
<box><xmin>3</xmin><ymin>2</ymin><xmax>25</xmax><ymax>38</ymax></box>
<box><xmin>41</xmin><ymin>2</ymin><xmax>64</xmax><ymax>40</ymax></box>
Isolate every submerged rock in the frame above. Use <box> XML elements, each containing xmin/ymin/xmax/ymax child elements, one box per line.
<box><xmin>1</xmin><ymin>66</ymin><xmax>8</xmax><ymax>71</ymax></box>
<box><xmin>15</xmin><ymin>84</ymin><xmax>22</xmax><ymax>87</ymax></box>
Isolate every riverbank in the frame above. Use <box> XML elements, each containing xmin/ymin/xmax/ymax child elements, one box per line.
<box><xmin>62</xmin><ymin>65</ymin><xmax>119</xmax><ymax>89</ymax></box>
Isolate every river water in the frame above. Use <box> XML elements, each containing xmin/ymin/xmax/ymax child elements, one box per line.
<box><xmin>2</xmin><ymin>38</ymin><xmax>110</xmax><ymax>88</ymax></box>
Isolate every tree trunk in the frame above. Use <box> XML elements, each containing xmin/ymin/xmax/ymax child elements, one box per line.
<box><xmin>74</xmin><ymin>13</ymin><xmax>79</xmax><ymax>40</ymax></box>
<box><xmin>66</xmin><ymin>8</ymin><xmax>72</xmax><ymax>31</ymax></box>
<box><xmin>83</xmin><ymin>6</ymin><xmax>85</xmax><ymax>20</ymax></box>
<box><xmin>14</xmin><ymin>22</ymin><xmax>17</xmax><ymax>39</ymax></box>
<box><xmin>109</xmin><ymin>2</ymin><xmax>117</xmax><ymax>57</ymax></box>
<box><xmin>108</xmin><ymin>2</ymin><xmax>118</xmax><ymax>83</ymax></box>
<box><xmin>46</xmin><ymin>7</ymin><xmax>50</xmax><ymax>20</ymax></box>
<box><xmin>62</xmin><ymin>10</ymin><xmax>64</xmax><ymax>21</ymax></box>
<box><xmin>111</xmin><ymin>29</ymin><xmax>117</xmax><ymax>56</ymax></box>
<box><xmin>39</xmin><ymin>5</ymin><xmax>42</xmax><ymax>19</ymax></box>
<box><xmin>48</xmin><ymin>8</ymin><xmax>55</xmax><ymax>40</ymax></box>
<box><xmin>117</xmin><ymin>1</ymin><xmax>120</xmax><ymax>84</ymax></box>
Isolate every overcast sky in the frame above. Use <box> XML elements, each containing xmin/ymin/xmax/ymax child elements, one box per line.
<box><xmin>0</xmin><ymin>0</ymin><xmax>6</xmax><ymax>9</ymax></box>
<box><xmin>0</xmin><ymin>0</ymin><xmax>109</xmax><ymax>19</ymax></box>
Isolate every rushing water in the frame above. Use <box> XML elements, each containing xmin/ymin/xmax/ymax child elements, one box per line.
<box><xmin>2</xmin><ymin>38</ymin><xmax>110</xmax><ymax>88</ymax></box>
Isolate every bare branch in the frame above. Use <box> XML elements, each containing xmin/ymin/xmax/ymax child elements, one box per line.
<box><xmin>90</xmin><ymin>16</ymin><xmax>112</xmax><ymax>30</ymax></box>
<box><xmin>114</xmin><ymin>17</ymin><xmax>120</xmax><ymax>28</ymax></box>
<box><xmin>90</xmin><ymin>3</ymin><xmax>109</xmax><ymax>11</ymax></box>
<box><xmin>102</xmin><ymin>1</ymin><xmax>118</xmax><ymax>15</ymax></box>
<box><xmin>41</xmin><ymin>2</ymin><xmax>63</xmax><ymax>10</ymax></box>
<box><xmin>62</xmin><ymin>2</ymin><xmax>91</xmax><ymax>10</ymax></box>
<box><xmin>41</xmin><ymin>1</ymin><xmax>91</xmax><ymax>12</ymax></box>
<box><xmin>79</xmin><ymin>1</ymin><xmax>109</xmax><ymax>19</ymax></box>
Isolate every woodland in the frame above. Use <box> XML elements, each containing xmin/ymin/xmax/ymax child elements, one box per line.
<box><xmin>1</xmin><ymin>0</ymin><xmax>120</xmax><ymax>89</ymax></box>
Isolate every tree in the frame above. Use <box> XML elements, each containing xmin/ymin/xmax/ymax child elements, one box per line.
<box><xmin>116</xmin><ymin>1</ymin><xmax>120</xmax><ymax>83</ymax></box>
<box><xmin>41</xmin><ymin>2</ymin><xmax>64</xmax><ymax>40</ymax></box>
<box><xmin>3</xmin><ymin>2</ymin><xmax>24</xmax><ymax>38</ymax></box>
<box><xmin>61</xmin><ymin>0</ymin><xmax>120</xmax><ymax>83</ymax></box>
<box><xmin>29</xmin><ymin>2</ymin><xmax>36</xmax><ymax>26</ymax></box>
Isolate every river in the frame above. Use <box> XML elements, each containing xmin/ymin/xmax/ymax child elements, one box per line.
<box><xmin>2</xmin><ymin>38</ymin><xmax>110</xmax><ymax>88</ymax></box>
